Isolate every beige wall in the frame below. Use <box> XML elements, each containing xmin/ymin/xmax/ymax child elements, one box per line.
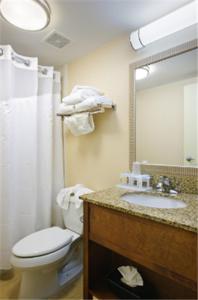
<box><xmin>61</xmin><ymin>35</ymin><xmax>132</xmax><ymax>190</ymax></box>
<box><xmin>60</xmin><ymin>32</ymin><xmax>197</xmax><ymax>190</ymax></box>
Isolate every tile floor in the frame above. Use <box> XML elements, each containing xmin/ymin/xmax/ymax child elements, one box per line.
<box><xmin>0</xmin><ymin>271</ymin><xmax>83</xmax><ymax>300</ymax></box>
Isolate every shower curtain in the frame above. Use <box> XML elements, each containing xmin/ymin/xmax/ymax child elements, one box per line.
<box><xmin>0</xmin><ymin>46</ymin><xmax>64</xmax><ymax>270</ymax></box>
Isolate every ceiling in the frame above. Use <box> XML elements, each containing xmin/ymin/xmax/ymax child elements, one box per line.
<box><xmin>0</xmin><ymin>0</ymin><xmax>193</xmax><ymax>67</ymax></box>
<box><xmin>136</xmin><ymin>48</ymin><xmax>198</xmax><ymax>90</ymax></box>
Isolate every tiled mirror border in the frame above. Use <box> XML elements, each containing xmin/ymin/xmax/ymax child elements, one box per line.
<box><xmin>129</xmin><ymin>39</ymin><xmax>198</xmax><ymax>193</ymax></box>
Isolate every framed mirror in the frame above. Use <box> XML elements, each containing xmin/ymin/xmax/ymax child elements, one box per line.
<box><xmin>129</xmin><ymin>39</ymin><xmax>198</xmax><ymax>173</ymax></box>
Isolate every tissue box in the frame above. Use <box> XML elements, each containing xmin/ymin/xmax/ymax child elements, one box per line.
<box><xmin>105</xmin><ymin>269</ymin><xmax>154</xmax><ymax>299</ymax></box>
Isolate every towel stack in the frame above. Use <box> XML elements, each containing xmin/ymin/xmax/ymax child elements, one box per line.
<box><xmin>56</xmin><ymin>184</ymin><xmax>93</xmax><ymax>210</ymax></box>
<box><xmin>58</xmin><ymin>85</ymin><xmax>113</xmax><ymax>136</ymax></box>
<box><xmin>56</xmin><ymin>184</ymin><xmax>93</xmax><ymax>234</ymax></box>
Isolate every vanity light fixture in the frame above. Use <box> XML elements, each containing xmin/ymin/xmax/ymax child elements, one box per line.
<box><xmin>130</xmin><ymin>0</ymin><xmax>198</xmax><ymax>50</ymax></box>
<box><xmin>135</xmin><ymin>66</ymin><xmax>149</xmax><ymax>80</ymax></box>
<box><xmin>0</xmin><ymin>0</ymin><xmax>51</xmax><ymax>31</ymax></box>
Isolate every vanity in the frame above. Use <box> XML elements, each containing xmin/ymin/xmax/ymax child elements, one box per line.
<box><xmin>81</xmin><ymin>39</ymin><xmax>198</xmax><ymax>299</ymax></box>
<box><xmin>81</xmin><ymin>188</ymin><xmax>197</xmax><ymax>299</ymax></box>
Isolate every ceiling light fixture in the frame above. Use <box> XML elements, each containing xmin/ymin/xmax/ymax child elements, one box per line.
<box><xmin>135</xmin><ymin>67</ymin><xmax>150</xmax><ymax>80</ymax></box>
<box><xmin>0</xmin><ymin>0</ymin><xmax>51</xmax><ymax>31</ymax></box>
<box><xmin>130</xmin><ymin>0</ymin><xmax>198</xmax><ymax>50</ymax></box>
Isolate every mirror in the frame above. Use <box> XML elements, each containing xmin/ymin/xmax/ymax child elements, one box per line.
<box><xmin>134</xmin><ymin>48</ymin><xmax>198</xmax><ymax>166</ymax></box>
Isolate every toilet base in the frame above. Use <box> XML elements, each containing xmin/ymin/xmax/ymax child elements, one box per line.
<box><xmin>18</xmin><ymin>240</ymin><xmax>83</xmax><ymax>299</ymax></box>
<box><xmin>19</xmin><ymin>263</ymin><xmax>82</xmax><ymax>299</ymax></box>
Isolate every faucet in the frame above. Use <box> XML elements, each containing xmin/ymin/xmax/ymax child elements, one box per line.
<box><xmin>155</xmin><ymin>176</ymin><xmax>178</xmax><ymax>194</ymax></box>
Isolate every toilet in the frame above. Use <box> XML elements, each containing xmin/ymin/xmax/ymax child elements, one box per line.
<box><xmin>10</xmin><ymin>198</ymin><xmax>83</xmax><ymax>299</ymax></box>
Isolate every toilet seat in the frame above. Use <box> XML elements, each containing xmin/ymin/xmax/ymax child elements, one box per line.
<box><xmin>11</xmin><ymin>228</ymin><xmax>80</xmax><ymax>269</ymax></box>
<box><xmin>12</xmin><ymin>227</ymin><xmax>73</xmax><ymax>258</ymax></box>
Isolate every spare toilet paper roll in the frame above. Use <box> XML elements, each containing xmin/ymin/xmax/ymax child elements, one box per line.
<box><xmin>117</xmin><ymin>265</ymin><xmax>144</xmax><ymax>288</ymax></box>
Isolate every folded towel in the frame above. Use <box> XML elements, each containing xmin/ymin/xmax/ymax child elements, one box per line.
<box><xmin>75</xmin><ymin>97</ymin><xmax>98</xmax><ymax>112</ymax></box>
<box><xmin>56</xmin><ymin>184</ymin><xmax>93</xmax><ymax>210</ymax></box>
<box><xmin>64</xmin><ymin>112</ymin><xmax>95</xmax><ymax>136</ymax></box>
<box><xmin>62</xmin><ymin>90</ymin><xmax>84</xmax><ymax>105</ymax></box>
<box><xmin>56</xmin><ymin>185</ymin><xmax>83</xmax><ymax>210</ymax></box>
<box><xmin>96</xmin><ymin>95</ymin><xmax>113</xmax><ymax>106</ymax></box>
<box><xmin>57</xmin><ymin>103</ymin><xmax>75</xmax><ymax>115</ymax></box>
<box><xmin>74</xmin><ymin>187</ymin><xmax>93</xmax><ymax>208</ymax></box>
<box><xmin>72</xmin><ymin>85</ymin><xmax>103</xmax><ymax>95</ymax></box>
<box><xmin>58</xmin><ymin>95</ymin><xmax>113</xmax><ymax>116</ymax></box>
<box><xmin>62</xmin><ymin>86</ymin><xmax>104</xmax><ymax>105</ymax></box>
<box><xmin>75</xmin><ymin>95</ymin><xmax>113</xmax><ymax>112</ymax></box>
<box><xmin>56</xmin><ymin>188</ymin><xmax>70</xmax><ymax>210</ymax></box>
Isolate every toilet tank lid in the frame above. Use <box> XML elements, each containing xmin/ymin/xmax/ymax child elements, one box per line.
<box><xmin>12</xmin><ymin>227</ymin><xmax>73</xmax><ymax>258</ymax></box>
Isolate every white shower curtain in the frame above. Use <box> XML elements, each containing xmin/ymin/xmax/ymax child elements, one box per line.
<box><xmin>0</xmin><ymin>46</ymin><xmax>64</xmax><ymax>270</ymax></box>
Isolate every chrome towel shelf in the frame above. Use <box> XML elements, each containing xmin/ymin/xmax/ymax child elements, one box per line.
<box><xmin>56</xmin><ymin>103</ymin><xmax>116</xmax><ymax>117</ymax></box>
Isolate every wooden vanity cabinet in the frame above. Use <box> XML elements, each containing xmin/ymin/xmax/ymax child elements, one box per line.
<box><xmin>83</xmin><ymin>202</ymin><xmax>197</xmax><ymax>299</ymax></box>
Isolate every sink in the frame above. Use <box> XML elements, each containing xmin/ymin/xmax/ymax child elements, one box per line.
<box><xmin>120</xmin><ymin>193</ymin><xmax>186</xmax><ymax>209</ymax></box>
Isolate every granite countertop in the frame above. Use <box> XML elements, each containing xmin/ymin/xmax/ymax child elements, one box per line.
<box><xmin>81</xmin><ymin>187</ymin><xmax>198</xmax><ymax>233</ymax></box>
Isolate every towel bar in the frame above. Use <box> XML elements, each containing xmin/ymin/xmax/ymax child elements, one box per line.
<box><xmin>56</xmin><ymin>103</ymin><xmax>116</xmax><ymax>117</ymax></box>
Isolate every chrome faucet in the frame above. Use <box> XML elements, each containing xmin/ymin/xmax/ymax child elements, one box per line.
<box><xmin>156</xmin><ymin>176</ymin><xmax>178</xmax><ymax>194</ymax></box>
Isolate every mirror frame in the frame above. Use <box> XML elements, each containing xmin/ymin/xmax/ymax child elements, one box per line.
<box><xmin>129</xmin><ymin>39</ymin><xmax>198</xmax><ymax>177</ymax></box>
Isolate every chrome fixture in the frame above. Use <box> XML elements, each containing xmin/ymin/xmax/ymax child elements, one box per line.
<box><xmin>155</xmin><ymin>176</ymin><xmax>178</xmax><ymax>194</ymax></box>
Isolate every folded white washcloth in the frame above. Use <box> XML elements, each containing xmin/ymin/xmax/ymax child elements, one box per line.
<box><xmin>64</xmin><ymin>112</ymin><xmax>95</xmax><ymax>136</ymax></box>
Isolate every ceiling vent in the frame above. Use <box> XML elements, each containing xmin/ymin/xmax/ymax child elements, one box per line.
<box><xmin>44</xmin><ymin>30</ymin><xmax>70</xmax><ymax>49</ymax></box>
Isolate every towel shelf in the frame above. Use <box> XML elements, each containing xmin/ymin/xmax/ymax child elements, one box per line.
<box><xmin>56</xmin><ymin>103</ymin><xmax>116</xmax><ymax>117</ymax></box>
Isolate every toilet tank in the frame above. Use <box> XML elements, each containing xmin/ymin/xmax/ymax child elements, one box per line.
<box><xmin>62</xmin><ymin>199</ymin><xmax>83</xmax><ymax>235</ymax></box>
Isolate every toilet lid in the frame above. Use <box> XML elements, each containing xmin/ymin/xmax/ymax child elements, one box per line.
<box><xmin>12</xmin><ymin>227</ymin><xmax>73</xmax><ymax>257</ymax></box>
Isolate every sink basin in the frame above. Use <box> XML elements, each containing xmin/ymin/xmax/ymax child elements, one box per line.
<box><xmin>120</xmin><ymin>193</ymin><xmax>186</xmax><ymax>209</ymax></box>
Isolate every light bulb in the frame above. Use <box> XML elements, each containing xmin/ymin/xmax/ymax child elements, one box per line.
<box><xmin>135</xmin><ymin>67</ymin><xmax>149</xmax><ymax>80</ymax></box>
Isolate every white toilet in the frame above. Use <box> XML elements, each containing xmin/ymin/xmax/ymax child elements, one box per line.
<box><xmin>11</xmin><ymin>198</ymin><xmax>83</xmax><ymax>299</ymax></box>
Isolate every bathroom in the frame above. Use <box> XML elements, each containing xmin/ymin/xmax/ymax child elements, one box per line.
<box><xmin>0</xmin><ymin>0</ymin><xmax>197</xmax><ymax>299</ymax></box>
